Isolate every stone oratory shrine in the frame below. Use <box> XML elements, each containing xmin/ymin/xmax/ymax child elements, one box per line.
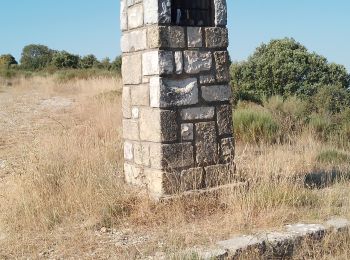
<box><xmin>121</xmin><ymin>0</ymin><xmax>236</xmax><ymax>198</ymax></box>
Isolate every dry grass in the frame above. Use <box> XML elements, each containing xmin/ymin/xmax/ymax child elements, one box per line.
<box><xmin>0</xmin><ymin>76</ymin><xmax>350</xmax><ymax>259</ymax></box>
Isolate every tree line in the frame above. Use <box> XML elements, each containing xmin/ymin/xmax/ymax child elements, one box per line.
<box><xmin>0</xmin><ymin>44</ymin><xmax>121</xmax><ymax>73</ymax></box>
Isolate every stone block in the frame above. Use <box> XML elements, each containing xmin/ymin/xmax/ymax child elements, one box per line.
<box><xmin>127</xmin><ymin>0</ymin><xmax>142</xmax><ymax>7</ymax></box>
<box><xmin>217</xmin><ymin>104</ymin><xmax>233</xmax><ymax>136</ymax></box>
<box><xmin>123</xmin><ymin>119</ymin><xmax>139</xmax><ymax>140</ymax></box>
<box><xmin>124</xmin><ymin>141</ymin><xmax>134</xmax><ymax>161</ymax></box>
<box><xmin>181</xmin><ymin>123</ymin><xmax>194</xmax><ymax>141</ymax></box>
<box><xmin>158</xmin><ymin>0</ymin><xmax>171</xmax><ymax>23</ymax></box>
<box><xmin>214</xmin><ymin>0</ymin><xmax>227</xmax><ymax>26</ymax></box>
<box><xmin>128</xmin><ymin>4</ymin><xmax>144</xmax><ymax>29</ymax></box>
<box><xmin>144</xmin><ymin>168</ymin><xmax>164</xmax><ymax>197</ymax></box>
<box><xmin>143</xmin><ymin>0</ymin><xmax>158</xmax><ymax>24</ymax></box>
<box><xmin>121</xmin><ymin>29</ymin><xmax>147</xmax><ymax>53</ymax></box>
<box><xmin>180</xmin><ymin>107</ymin><xmax>215</xmax><ymax>121</ymax></box>
<box><xmin>150</xmin><ymin>77</ymin><xmax>198</xmax><ymax>108</ymax></box>
<box><xmin>200</xmin><ymin>74</ymin><xmax>216</xmax><ymax>85</ymax></box>
<box><xmin>120</xmin><ymin>0</ymin><xmax>128</xmax><ymax>31</ymax></box>
<box><xmin>132</xmin><ymin>107</ymin><xmax>139</xmax><ymax>119</ymax></box>
<box><xmin>147</xmin><ymin>26</ymin><xmax>185</xmax><ymax>48</ymax></box>
<box><xmin>205</xmin><ymin>163</ymin><xmax>234</xmax><ymax>188</ymax></box>
<box><xmin>164</xmin><ymin>167</ymin><xmax>204</xmax><ymax>194</ymax></box>
<box><xmin>134</xmin><ymin>142</ymin><xmax>151</xmax><ymax>166</ymax></box>
<box><xmin>201</xmin><ymin>85</ymin><xmax>232</xmax><ymax>102</ymax></box>
<box><xmin>139</xmin><ymin>108</ymin><xmax>178</xmax><ymax>142</ymax></box>
<box><xmin>205</xmin><ymin>27</ymin><xmax>228</xmax><ymax>48</ymax></box>
<box><xmin>161</xmin><ymin>143</ymin><xmax>194</xmax><ymax>169</ymax></box>
<box><xmin>130</xmin><ymin>84</ymin><xmax>149</xmax><ymax>106</ymax></box>
<box><xmin>174</xmin><ymin>51</ymin><xmax>183</xmax><ymax>74</ymax></box>
<box><xmin>122</xmin><ymin>54</ymin><xmax>142</xmax><ymax>85</ymax></box>
<box><xmin>195</xmin><ymin>122</ymin><xmax>219</xmax><ymax>166</ymax></box>
<box><xmin>122</xmin><ymin>86</ymin><xmax>132</xmax><ymax>118</ymax></box>
<box><xmin>184</xmin><ymin>51</ymin><xmax>212</xmax><ymax>74</ymax></box>
<box><xmin>221</xmin><ymin>137</ymin><xmax>234</xmax><ymax>163</ymax></box>
<box><xmin>142</xmin><ymin>51</ymin><xmax>173</xmax><ymax>76</ymax></box>
<box><xmin>124</xmin><ymin>163</ymin><xmax>143</xmax><ymax>186</ymax></box>
<box><xmin>187</xmin><ymin>27</ymin><xmax>203</xmax><ymax>47</ymax></box>
<box><xmin>214</xmin><ymin>51</ymin><xmax>230</xmax><ymax>82</ymax></box>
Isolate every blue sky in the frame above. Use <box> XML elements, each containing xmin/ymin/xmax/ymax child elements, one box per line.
<box><xmin>1</xmin><ymin>0</ymin><xmax>349</xmax><ymax>70</ymax></box>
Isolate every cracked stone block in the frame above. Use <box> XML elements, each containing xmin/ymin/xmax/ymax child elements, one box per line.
<box><xmin>221</xmin><ymin>137</ymin><xmax>234</xmax><ymax>163</ymax></box>
<box><xmin>134</xmin><ymin>142</ymin><xmax>151</xmax><ymax>166</ymax></box>
<box><xmin>205</xmin><ymin>27</ymin><xmax>229</xmax><ymax>48</ymax></box>
<box><xmin>124</xmin><ymin>163</ymin><xmax>143</xmax><ymax>186</ymax></box>
<box><xmin>161</xmin><ymin>143</ymin><xmax>194</xmax><ymax>169</ymax></box>
<box><xmin>214</xmin><ymin>51</ymin><xmax>230</xmax><ymax>82</ymax></box>
<box><xmin>123</xmin><ymin>119</ymin><xmax>139</xmax><ymax>140</ymax></box>
<box><xmin>205</xmin><ymin>163</ymin><xmax>235</xmax><ymax>187</ymax></box>
<box><xmin>217</xmin><ymin>104</ymin><xmax>233</xmax><ymax>136</ymax></box>
<box><xmin>128</xmin><ymin>4</ymin><xmax>144</xmax><ymax>29</ymax></box>
<box><xmin>124</xmin><ymin>141</ymin><xmax>134</xmax><ymax>161</ymax></box>
<box><xmin>150</xmin><ymin>77</ymin><xmax>198</xmax><ymax>108</ymax></box>
<box><xmin>180</xmin><ymin>107</ymin><xmax>215</xmax><ymax>121</ymax></box>
<box><xmin>195</xmin><ymin>122</ymin><xmax>219</xmax><ymax>166</ymax></box>
<box><xmin>147</xmin><ymin>26</ymin><xmax>185</xmax><ymax>48</ymax></box>
<box><xmin>142</xmin><ymin>51</ymin><xmax>174</xmax><ymax>76</ymax></box>
<box><xmin>174</xmin><ymin>51</ymin><xmax>183</xmax><ymax>74</ymax></box>
<box><xmin>214</xmin><ymin>0</ymin><xmax>227</xmax><ymax>26</ymax></box>
<box><xmin>184</xmin><ymin>51</ymin><xmax>212</xmax><ymax>74</ymax></box>
<box><xmin>164</xmin><ymin>167</ymin><xmax>204</xmax><ymax>194</ymax></box>
<box><xmin>201</xmin><ymin>85</ymin><xmax>232</xmax><ymax>102</ymax></box>
<box><xmin>121</xmin><ymin>29</ymin><xmax>147</xmax><ymax>53</ymax></box>
<box><xmin>187</xmin><ymin>27</ymin><xmax>203</xmax><ymax>47</ymax></box>
<box><xmin>139</xmin><ymin>108</ymin><xmax>178</xmax><ymax>142</ymax></box>
<box><xmin>181</xmin><ymin>123</ymin><xmax>194</xmax><ymax>141</ymax></box>
<box><xmin>122</xmin><ymin>54</ymin><xmax>142</xmax><ymax>84</ymax></box>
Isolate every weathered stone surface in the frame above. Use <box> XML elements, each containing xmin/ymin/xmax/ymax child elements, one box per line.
<box><xmin>132</xmin><ymin>107</ymin><xmax>139</xmax><ymax>119</ymax></box>
<box><xmin>195</xmin><ymin>122</ymin><xmax>219</xmax><ymax>166</ymax></box>
<box><xmin>127</xmin><ymin>0</ymin><xmax>142</xmax><ymax>7</ymax></box>
<box><xmin>158</xmin><ymin>0</ymin><xmax>171</xmax><ymax>23</ymax></box>
<box><xmin>134</xmin><ymin>142</ymin><xmax>151</xmax><ymax>166</ymax></box>
<box><xmin>142</xmin><ymin>51</ymin><xmax>173</xmax><ymax>76</ymax></box>
<box><xmin>144</xmin><ymin>168</ymin><xmax>164</xmax><ymax>197</ymax></box>
<box><xmin>120</xmin><ymin>0</ymin><xmax>128</xmax><ymax>31</ymax></box>
<box><xmin>181</xmin><ymin>123</ymin><xmax>194</xmax><ymax>141</ymax></box>
<box><xmin>164</xmin><ymin>167</ymin><xmax>204</xmax><ymax>194</ymax></box>
<box><xmin>122</xmin><ymin>86</ymin><xmax>132</xmax><ymax>118</ymax></box>
<box><xmin>124</xmin><ymin>163</ymin><xmax>143</xmax><ymax>186</ymax></box>
<box><xmin>130</xmin><ymin>84</ymin><xmax>149</xmax><ymax>106</ymax></box>
<box><xmin>122</xmin><ymin>54</ymin><xmax>142</xmax><ymax>84</ymax></box>
<box><xmin>161</xmin><ymin>143</ymin><xmax>194</xmax><ymax>169</ymax></box>
<box><xmin>128</xmin><ymin>4</ymin><xmax>144</xmax><ymax>29</ymax></box>
<box><xmin>121</xmin><ymin>29</ymin><xmax>147</xmax><ymax>53</ymax></box>
<box><xmin>180</xmin><ymin>107</ymin><xmax>215</xmax><ymax>121</ymax></box>
<box><xmin>200</xmin><ymin>74</ymin><xmax>216</xmax><ymax>85</ymax></box>
<box><xmin>184</xmin><ymin>51</ymin><xmax>212</xmax><ymax>74</ymax></box>
<box><xmin>139</xmin><ymin>108</ymin><xmax>178</xmax><ymax>142</ymax></box>
<box><xmin>205</xmin><ymin>163</ymin><xmax>234</xmax><ymax>187</ymax></box>
<box><xmin>148</xmin><ymin>26</ymin><xmax>185</xmax><ymax>48</ymax></box>
<box><xmin>124</xmin><ymin>141</ymin><xmax>134</xmax><ymax>161</ymax></box>
<box><xmin>187</xmin><ymin>27</ymin><xmax>202</xmax><ymax>47</ymax></box>
<box><xmin>174</xmin><ymin>51</ymin><xmax>183</xmax><ymax>74</ymax></box>
<box><xmin>205</xmin><ymin>27</ymin><xmax>228</xmax><ymax>48</ymax></box>
<box><xmin>150</xmin><ymin>77</ymin><xmax>198</xmax><ymax>108</ymax></box>
<box><xmin>123</xmin><ymin>119</ymin><xmax>139</xmax><ymax>140</ymax></box>
<box><xmin>217</xmin><ymin>104</ymin><xmax>233</xmax><ymax>136</ymax></box>
<box><xmin>214</xmin><ymin>0</ymin><xmax>227</xmax><ymax>26</ymax></box>
<box><xmin>214</xmin><ymin>51</ymin><xmax>230</xmax><ymax>82</ymax></box>
<box><xmin>221</xmin><ymin>137</ymin><xmax>234</xmax><ymax>163</ymax></box>
<box><xmin>143</xmin><ymin>0</ymin><xmax>158</xmax><ymax>24</ymax></box>
<box><xmin>201</xmin><ymin>85</ymin><xmax>232</xmax><ymax>102</ymax></box>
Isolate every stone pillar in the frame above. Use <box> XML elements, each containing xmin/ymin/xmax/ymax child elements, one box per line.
<box><xmin>121</xmin><ymin>0</ymin><xmax>235</xmax><ymax>199</ymax></box>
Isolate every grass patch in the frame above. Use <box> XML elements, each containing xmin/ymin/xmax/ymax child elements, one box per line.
<box><xmin>316</xmin><ymin>149</ymin><xmax>350</xmax><ymax>164</ymax></box>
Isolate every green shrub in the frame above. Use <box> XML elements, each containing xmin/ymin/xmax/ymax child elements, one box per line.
<box><xmin>308</xmin><ymin>114</ymin><xmax>333</xmax><ymax>140</ymax></box>
<box><xmin>313</xmin><ymin>85</ymin><xmax>350</xmax><ymax>115</ymax></box>
<box><xmin>316</xmin><ymin>149</ymin><xmax>350</xmax><ymax>164</ymax></box>
<box><xmin>234</xmin><ymin>106</ymin><xmax>280</xmax><ymax>144</ymax></box>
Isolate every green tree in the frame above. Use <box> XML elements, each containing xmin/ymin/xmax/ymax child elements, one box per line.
<box><xmin>20</xmin><ymin>44</ymin><xmax>54</xmax><ymax>70</ymax></box>
<box><xmin>0</xmin><ymin>54</ymin><xmax>18</xmax><ymax>68</ymax></box>
<box><xmin>80</xmin><ymin>54</ymin><xmax>99</xmax><ymax>69</ymax></box>
<box><xmin>110</xmin><ymin>56</ymin><xmax>122</xmax><ymax>74</ymax></box>
<box><xmin>52</xmin><ymin>51</ymin><xmax>80</xmax><ymax>69</ymax></box>
<box><xmin>101</xmin><ymin>57</ymin><xmax>111</xmax><ymax>70</ymax></box>
<box><xmin>231</xmin><ymin>38</ymin><xmax>350</xmax><ymax>100</ymax></box>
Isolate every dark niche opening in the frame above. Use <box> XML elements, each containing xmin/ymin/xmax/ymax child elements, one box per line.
<box><xmin>171</xmin><ymin>0</ymin><xmax>213</xmax><ymax>27</ymax></box>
